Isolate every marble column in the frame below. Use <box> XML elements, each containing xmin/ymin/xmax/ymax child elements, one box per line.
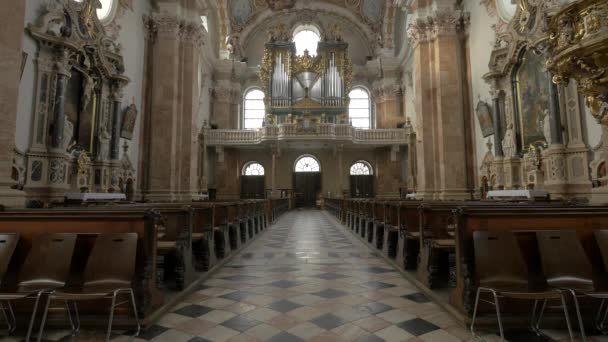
<box><xmin>372</xmin><ymin>79</ymin><xmax>402</xmax><ymax>129</ymax></box>
<box><xmin>110</xmin><ymin>83</ymin><xmax>124</xmax><ymax>160</ymax></box>
<box><xmin>547</xmin><ymin>72</ymin><xmax>563</xmax><ymax>145</ymax></box>
<box><xmin>0</xmin><ymin>0</ymin><xmax>27</xmax><ymax>206</ymax></box>
<box><xmin>490</xmin><ymin>84</ymin><xmax>504</xmax><ymax>157</ymax></box>
<box><xmin>407</xmin><ymin>7</ymin><xmax>470</xmax><ymax>199</ymax></box>
<box><xmin>51</xmin><ymin>51</ymin><xmax>72</xmax><ymax>150</ymax></box>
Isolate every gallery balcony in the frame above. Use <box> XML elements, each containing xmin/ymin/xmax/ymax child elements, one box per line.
<box><xmin>202</xmin><ymin>123</ymin><xmax>414</xmax><ymax>147</ymax></box>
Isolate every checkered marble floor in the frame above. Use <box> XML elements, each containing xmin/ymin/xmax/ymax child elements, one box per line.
<box><xmin>142</xmin><ymin>209</ymin><xmax>464</xmax><ymax>342</ymax></box>
<box><xmin>6</xmin><ymin>209</ymin><xmax>606</xmax><ymax>341</ymax></box>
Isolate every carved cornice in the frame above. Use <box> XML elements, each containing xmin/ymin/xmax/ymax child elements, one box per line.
<box><xmin>180</xmin><ymin>22</ymin><xmax>206</xmax><ymax>46</ymax></box>
<box><xmin>151</xmin><ymin>13</ymin><xmax>181</xmax><ymax>39</ymax></box>
<box><xmin>406</xmin><ymin>10</ymin><xmax>469</xmax><ymax>46</ymax></box>
<box><xmin>372</xmin><ymin>80</ymin><xmax>402</xmax><ymax>102</ymax></box>
<box><xmin>213</xmin><ymin>87</ymin><xmax>241</xmax><ymax>104</ymax></box>
<box><xmin>148</xmin><ymin>13</ymin><xmax>206</xmax><ymax>46</ymax></box>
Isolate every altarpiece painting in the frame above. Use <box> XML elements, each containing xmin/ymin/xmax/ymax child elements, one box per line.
<box><xmin>514</xmin><ymin>49</ymin><xmax>550</xmax><ymax>149</ymax></box>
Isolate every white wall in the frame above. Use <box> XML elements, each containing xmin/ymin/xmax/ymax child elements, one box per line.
<box><xmin>463</xmin><ymin>0</ymin><xmax>499</xmax><ymax>169</ymax></box>
<box><xmin>114</xmin><ymin>0</ymin><xmax>152</xmax><ymax>169</ymax></box>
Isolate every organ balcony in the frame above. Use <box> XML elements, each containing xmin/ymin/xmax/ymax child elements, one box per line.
<box><xmin>202</xmin><ymin>122</ymin><xmax>414</xmax><ymax>147</ymax></box>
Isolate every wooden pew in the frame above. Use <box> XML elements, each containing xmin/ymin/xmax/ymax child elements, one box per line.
<box><xmin>382</xmin><ymin>202</ymin><xmax>400</xmax><ymax>260</ymax></box>
<box><xmin>0</xmin><ymin>209</ymin><xmax>162</xmax><ymax>321</ymax></box>
<box><xmin>397</xmin><ymin>201</ymin><xmax>422</xmax><ymax>271</ymax></box>
<box><xmin>451</xmin><ymin>205</ymin><xmax>608</xmax><ymax>320</ymax></box>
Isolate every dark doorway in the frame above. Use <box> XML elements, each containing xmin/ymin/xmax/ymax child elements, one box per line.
<box><xmin>241</xmin><ymin>176</ymin><xmax>265</xmax><ymax>199</ymax></box>
<box><xmin>293</xmin><ymin>172</ymin><xmax>321</xmax><ymax>207</ymax></box>
<box><xmin>350</xmin><ymin>175</ymin><xmax>374</xmax><ymax>198</ymax></box>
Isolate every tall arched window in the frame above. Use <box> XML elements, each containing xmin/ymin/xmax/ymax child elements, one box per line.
<box><xmin>294</xmin><ymin>155</ymin><xmax>320</xmax><ymax>172</ymax></box>
<box><xmin>350</xmin><ymin>161</ymin><xmax>373</xmax><ymax>175</ymax></box>
<box><xmin>243</xmin><ymin>89</ymin><xmax>265</xmax><ymax>129</ymax></box>
<box><xmin>242</xmin><ymin>162</ymin><xmax>265</xmax><ymax>176</ymax></box>
<box><xmin>349</xmin><ymin>88</ymin><xmax>371</xmax><ymax>129</ymax></box>
<box><xmin>293</xmin><ymin>26</ymin><xmax>320</xmax><ymax>57</ymax></box>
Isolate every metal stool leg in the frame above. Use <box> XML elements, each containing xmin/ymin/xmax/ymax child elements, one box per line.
<box><xmin>490</xmin><ymin>290</ymin><xmax>505</xmax><ymax>341</ymax></box>
<box><xmin>559</xmin><ymin>292</ymin><xmax>575</xmax><ymax>342</ymax></box>
<box><xmin>470</xmin><ymin>287</ymin><xmax>482</xmax><ymax>338</ymax></box>
<box><xmin>567</xmin><ymin>290</ymin><xmax>586</xmax><ymax>342</ymax></box>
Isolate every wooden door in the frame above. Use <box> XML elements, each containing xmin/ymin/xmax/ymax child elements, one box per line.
<box><xmin>350</xmin><ymin>175</ymin><xmax>374</xmax><ymax>198</ymax></box>
<box><xmin>241</xmin><ymin>176</ymin><xmax>265</xmax><ymax>199</ymax></box>
<box><xmin>293</xmin><ymin>173</ymin><xmax>321</xmax><ymax>207</ymax></box>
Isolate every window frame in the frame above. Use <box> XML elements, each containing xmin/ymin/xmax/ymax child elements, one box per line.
<box><xmin>292</xmin><ymin>25</ymin><xmax>321</xmax><ymax>57</ymax></box>
<box><xmin>350</xmin><ymin>161</ymin><xmax>373</xmax><ymax>176</ymax></box>
<box><xmin>242</xmin><ymin>88</ymin><xmax>266</xmax><ymax>130</ymax></box>
<box><xmin>242</xmin><ymin>162</ymin><xmax>265</xmax><ymax>176</ymax></box>
<box><xmin>348</xmin><ymin>87</ymin><xmax>372</xmax><ymax>129</ymax></box>
<box><xmin>294</xmin><ymin>155</ymin><xmax>321</xmax><ymax>173</ymax></box>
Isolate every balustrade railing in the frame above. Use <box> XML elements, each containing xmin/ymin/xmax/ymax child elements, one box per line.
<box><xmin>204</xmin><ymin>123</ymin><xmax>412</xmax><ymax>146</ymax></box>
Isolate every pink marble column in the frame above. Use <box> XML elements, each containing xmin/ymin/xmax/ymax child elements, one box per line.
<box><xmin>0</xmin><ymin>1</ymin><xmax>26</xmax><ymax>206</ymax></box>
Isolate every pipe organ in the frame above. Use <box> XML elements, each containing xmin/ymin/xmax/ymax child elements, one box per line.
<box><xmin>259</xmin><ymin>24</ymin><xmax>353</xmax><ymax>124</ymax></box>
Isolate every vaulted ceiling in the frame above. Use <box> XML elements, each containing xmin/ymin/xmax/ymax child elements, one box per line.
<box><xmin>218</xmin><ymin>0</ymin><xmax>397</xmax><ymax>65</ymax></box>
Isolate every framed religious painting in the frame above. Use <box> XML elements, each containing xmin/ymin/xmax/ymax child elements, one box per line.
<box><xmin>476</xmin><ymin>100</ymin><xmax>494</xmax><ymax>137</ymax></box>
<box><xmin>513</xmin><ymin>49</ymin><xmax>551</xmax><ymax>150</ymax></box>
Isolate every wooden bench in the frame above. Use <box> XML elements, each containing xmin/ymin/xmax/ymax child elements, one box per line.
<box><xmin>451</xmin><ymin>205</ymin><xmax>608</xmax><ymax>321</ymax></box>
<box><xmin>0</xmin><ymin>209</ymin><xmax>162</xmax><ymax>323</ymax></box>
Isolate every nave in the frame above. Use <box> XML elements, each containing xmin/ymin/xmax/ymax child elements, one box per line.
<box><xmin>128</xmin><ymin>209</ymin><xmax>466</xmax><ymax>342</ymax></box>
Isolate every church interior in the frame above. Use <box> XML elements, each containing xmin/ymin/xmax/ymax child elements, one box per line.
<box><xmin>1</xmin><ymin>0</ymin><xmax>608</xmax><ymax>341</ymax></box>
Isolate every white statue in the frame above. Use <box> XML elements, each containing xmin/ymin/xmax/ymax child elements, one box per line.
<box><xmin>98</xmin><ymin>126</ymin><xmax>111</xmax><ymax>161</ymax></box>
<box><xmin>63</xmin><ymin>117</ymin><xmax>74</xmax><ymax>150</ymax></box>
<box><xmin>542</xmin><ymin>109</ymin><xmax>552</xmax><ymax>145</ymax></box>
<box><xmin>502</xmin><ymin>123</ymin><xmax>516</xmax><ymax>158</ymax></box>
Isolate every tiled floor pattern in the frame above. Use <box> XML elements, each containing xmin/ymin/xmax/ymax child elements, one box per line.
<box><xmin>6</xmin><ymin>209</ymin><xmax>606</xmax><ymax>341</ymax></box>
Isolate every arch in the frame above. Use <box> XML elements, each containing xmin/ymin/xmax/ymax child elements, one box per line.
<box><xmin>242</xmin><ymin>162</ymin><xmax>265</xmax><ymax>176</ymax></box>
<box><xmin>238</xmin><ymin>4</ymin><xmax>374</xmax><ymax>57</ymax></box>
<box><xmin>294</xmin><ymin>155</ymin><xmax>321</xmax><ymax>173</ymax></box>
<box><xmin>349</xmin><ymin>87</ymin><xmax>371</xmax><ymax>129</ymax></box>
<box><xmin>350</xmin><ymin>161</ymin><xmax>373</xmax><ymax>175</ymax></box>
<box><xmin>243</xmin><ymin>88</ymin><xmax>265</xmax><ymax>129</ymax></box>
<box><xmin>293</xmin><ymin>25</ymin><xmax>321</xmax><ymax>56</ymax></box>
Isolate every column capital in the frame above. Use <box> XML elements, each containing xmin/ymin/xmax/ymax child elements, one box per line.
<box><xmin>151</xmin><ymin>12</ymin><xmax>181</xmax><ymax>40</ymax></box>
<box><xmin>406</xmin><ymin>10</ymin><xmax>469</xmax><ymax>46</ymax></box>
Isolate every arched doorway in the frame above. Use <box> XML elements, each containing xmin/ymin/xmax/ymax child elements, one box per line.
<box><xmin>293</xmin><ymin>155</ymin><xmax>321</xmax><ymax>207</ymax></box>
<box><xmin>349</xmin><ymin>161</ymin><xmax>374</xmax><ymax>198</ymax></box>
<box><xmin>241</xmin><ymin>162</ymin><xmax>266</xmax><ymax>199</ymax></box>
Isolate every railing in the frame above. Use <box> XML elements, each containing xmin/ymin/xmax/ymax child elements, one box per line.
<box><xmin>204</xmin><ymin>123</ymin><xmax>413</xmax><ymax>146</ymax></box>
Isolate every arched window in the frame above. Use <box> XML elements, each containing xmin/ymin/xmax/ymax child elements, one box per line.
<box><xmin>350</xmin><ymin>161</ymin><xmax>373</xmax><ymax>175</ymax></box>
<box><xmin>242</xmin><ymin>162</ymin><xmax>265</xmax><ymax>176</ymax></box>
<box><xmin>293</xmin><ymin>26</ymin><xmax>320</xmax><ymax>57</ymax></box>
<box><xmin>294</xmin><ymin>155</ymin><xmax>320</xmax><ymax>172</ymax></box>
<box><xmin>243</xmin><ymin>89</ymin><xmax>265</xmax><ymax>129</ymax></box>
<box><xmin>73</xmin><ymin>0</ymin><xmax>116</xmax><ymax>22</ymax></box>
<box><xmin>349</xmin><ymin>88</ymin><xmax>371</xmax><ymax>129</ymax></box>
